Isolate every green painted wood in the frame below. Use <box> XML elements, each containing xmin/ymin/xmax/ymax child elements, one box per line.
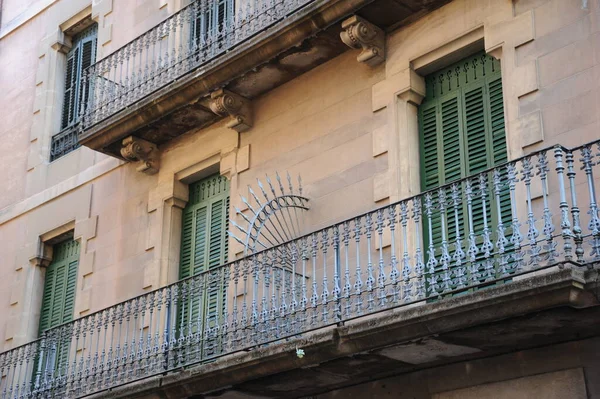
<box><xmin>418</xmin><ymin>52</ymin><xmax>510</xmax><ymax>286</ymax></box>
<box><xmin>39</xmin><ymin>239</ymin><xmax>80</xmax><ymax>335</ymax></box>
<box><xmin>179</xmin><ymin>175</ymin><xmax>230</xmax><ymax>356</ymax></box>
<box><xmin>61</xmin><ymin>24</ymin><xmax>97</xmax><ymax>130</ymax></box>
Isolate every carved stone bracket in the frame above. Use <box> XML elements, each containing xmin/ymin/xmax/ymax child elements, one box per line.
<box><xmin>209</xmin><ymin>89</ymin><xmax>253</xmax><ymax>132</ymax></box>
<box><xmin>340</xmin><ymin>15</ymin><xmax>385</xmax><ymax>67</ymax></box>
<box><xmin>120</xmin><ymin>136</ymin><xmax>160</xmax><ymax>175</ymax></box>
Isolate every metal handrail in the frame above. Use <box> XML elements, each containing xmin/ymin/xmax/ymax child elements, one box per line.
<box><xmin>2</xmin><ymin>137</ymin><xmax>600</xmax><ymax>398</ymax></box>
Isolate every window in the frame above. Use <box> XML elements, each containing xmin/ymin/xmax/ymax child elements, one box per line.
<box><xmin>39</xmin><ymin>239</ymin><xmax>80</xmax><ymax>335</ymax></box>
<box><xmin>179</xmin><ymin>174</ymin><xmax>230</xmax><ymax>358</ymax></box>
<box><xmin>35</xmin><ymin>238</ymin><xmax>80</xmax><ymax>381</ymax></box>
<box><xmin>418</xmin><ymin>52</ymin><xmax>510</xmax><ymax>293</ymax></box>
<box><xmin>50</xmin><ymin>23</ymin><xmax>98</xmax><ymax>162</ymax></box>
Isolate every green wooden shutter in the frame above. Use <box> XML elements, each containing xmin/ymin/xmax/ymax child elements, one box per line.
<box><xmin>60</xmin><ymin>24</ymin><xmax>97</xmax><ymax>130</ymax></box>
<box><xmin>61</xmin><ymin>47</ymin><xmax>80</xmax><ymax>129</ymax></box>
<box><xmin>179</xmin><ymin>175</ymin><xmax>230</xmax><ymax>356</ymax></box>
<box><xmin>418</xmin><ymin>52</ymin><xmax>509</xmax><ymax>289</ymax></box>
<box><xmin>39</xmin><ymin>239</ymin><xmax>80</xmax><ymax>335</ymax></box>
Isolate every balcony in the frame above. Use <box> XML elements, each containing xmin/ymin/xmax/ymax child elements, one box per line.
<box><xmin>2</xmin><ymin>140</ymin><xmax>600</xmax><ymax>398</ymax></box>
<box><xmin>75</xmin><ymin>0</ymin><xmax>451</xmax><ymax>158</ymax></box>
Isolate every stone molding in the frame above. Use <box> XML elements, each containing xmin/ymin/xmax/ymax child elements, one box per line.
<box><xmin>120</xmin><ymin>136</ymin><xmax>160</xmax><ymax>175</ymax></box>
<box><xmin>209</xmin><ymin>89</ymin><xmax>253</xmax><ymax>133</ymax></box>
<box><xmin>340</xmin><ymin>15</ymin><xmax>385</xmax><ymax>67</ymax></box>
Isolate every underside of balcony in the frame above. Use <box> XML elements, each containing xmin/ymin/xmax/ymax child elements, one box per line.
<box><xmin>91</xmin><ymin>266</ymin><xmax>600</xmax><ymax>399</ymax></box>
<box><xmin>78</xmin><ymin>0</ymin><xmax>451</xmax><ymax>159</ymax></box>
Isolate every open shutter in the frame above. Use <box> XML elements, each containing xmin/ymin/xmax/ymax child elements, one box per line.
<box><xmin>60</xmin><ymin>24</ymin><xmax>97</xmax><ymax>130</ymax></box>
<box><xmin>61</xmin><ymin>47</ymin><xmax>80</xmax><ymax>129</ymax></box>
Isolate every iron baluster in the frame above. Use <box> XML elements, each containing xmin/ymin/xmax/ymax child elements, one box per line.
<box><xmin>376</xmin><ymin>210</ymin><xmax>387</xmax><ymax>307</ymax></box>
<box><xmin>566</xmin><ymin>151</ymin><xmax>584</xmax><ymax>262</ymax></box>
<box><xmin>493</xmin><ymin>169</ymin><xmax>509</xmax><ymax>277</ymax></box>
<box><xmin>465</xmin><ymin>179</ymin><xmax>480</xmax><ymax>284</ymax></box>
<box><xmin>451</xmin><ymin>183</ymin><xmax>467</xmax><ymax>287</ymax></box>
<box><xmin>425</xmin><ymin>192</ymin><xmax>439</xmax><ymax>297</ymax></box>
<box><xmin>523</xmin><ymin>157</ymin><xmax>541</xmax><ymax>267</ymax></box>
<box><xmin>478</xmin><ymin>173</ymin><xmax>495</xmax><ymax>282</ymax></box>
<box><xmin>353</xmin><ymin>217</ymin><xmax>364</xmax><ymax>314</ymax></box>
<box><xmin>437</xmin><ymin>188</ymin><xmax>452</xmax><ymax>293</ymax></box>
<box><xmin>412</xmin><ymin>197</ymin><xmax>425</xmax><ymax>299</ymax></box>
<box><xmin>581</xmin><ymin>146</ymin><xmax>600</xmax><ymax>259</ymax></box>
<box><xmin>507</xmin><ymin>163</ymin><xmax>524</xmax><ymax>272</ymax></box>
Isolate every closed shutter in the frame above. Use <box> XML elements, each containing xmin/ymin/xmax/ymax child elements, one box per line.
<box><xmin>39</xmin><ymin>240</ymin><xmax>80</xmax><ymax>334</ymax></box>
<box><xmin>179</xmin><ymin>175</ymin><xmax>230</xmax><ymax>357</ymax></box>
<box><xmin>418</xmin><ymin>52</ymin><xmax>509</xmax><ymax>291</ymax></box>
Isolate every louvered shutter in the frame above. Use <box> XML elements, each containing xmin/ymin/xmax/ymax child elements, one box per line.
<box><xmin>418</xmin><ymin>52</ymin><xmax>509</xmax><ymax>290</ymax></box>
<box><xmin>178</xmin><ymin>175</ymin><xmax>230</xmax><ymax>357</ymax></box>
<box><xmin>61</xmin><ymin>47</ymin><xmax>80</xmax><ymax>129</ymax></box>
<box><xmin>39</xmin><ymin>240</ymin><xmax>80</xmax><ymax>334</ymax></box>
<box><xmin>60</xmin><ymin>24</ymin><xmax>97</xmax><ymax>130</ymax></box>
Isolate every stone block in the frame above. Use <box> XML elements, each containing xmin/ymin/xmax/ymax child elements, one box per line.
<box><xmin>236</xmin><ymin>145</ymin><xmax>250</xmax><ymax>174</ymax></box>
<box><xmin>433</xmin><ymin>368</ymin><xmax>587</xmax><ymax>399</ymax></box>
<box><xmin>372</xmin><ymin>125</ymin><xmax>389</xmax><ymax>157</ymax></box>
<box><xmin>74</xmin><ymin>215</ymin><xmax>98</xmax><ymax>241</ymax></box>
<box><xmin>373</xmin><ymin>172</ymin><xmax>390</xmax><ymax>202</ymax></box>
<box><xmin>538</xmin><ymin>37</ymin><xmax>595</xmax><ymax>87</ymax></box>
<box><xmin>514</xmin><ymin>111</ymin><xmax>544</xmax><ymax>148</ymax></box>
<box><xmin>77</xmin><ymin>289</ymin><xmax>92</xmax><ymax>315</ymax></box>
<box><xmin>513</xmin><ymin>61</ymin><xmax>539</xmax><ymax>99</ymax></box>
<box><xmin>534</xmin><ymin>0</ymin><xmax>590</xmax><ymax>38</ymax></box>
<box><xmin>485</xmin><ymin>10</ymin><xmax>534</xmax><ymax>54</ymax></box>
<box><xmin>80</xmin><ymin>251</ymin><xmax>96</xmax><ymax>277</ymax></box>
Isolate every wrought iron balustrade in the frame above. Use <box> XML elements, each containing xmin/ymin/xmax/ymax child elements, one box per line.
<box><xmin>77</xmin><ymin>0</ymin><xmax>317</xmax><ymax>132</ymax></box>
<box><xmin>50</xmin><ymin>127</ymin><xmax>80</xmax><ymax>162</ymax></box>
<box><xmin>3</xmin><ymin>139</ymin><xmax>600</xmax><ymax>398</ymax></box>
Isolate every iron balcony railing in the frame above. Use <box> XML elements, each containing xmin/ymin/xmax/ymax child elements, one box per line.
<box><xmin>76</xmin><ymin>0</ymin><xmax>316</xmax><ymax>132</ymax></box>
<box><xmin>3</xmin><ymin>139</ymin><xmax>600</xmax><ymax>398</ymax></box>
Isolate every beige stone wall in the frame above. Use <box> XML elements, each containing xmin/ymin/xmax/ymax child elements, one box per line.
<box><xmin>0</xmin><ymin>0</ymin><xmax>599</xmax><ymax>352</ymax></box>
<box><xmin>314</xmin><ymin>337</ymin><xmax>600</xmax><ymax>398</ymax></box>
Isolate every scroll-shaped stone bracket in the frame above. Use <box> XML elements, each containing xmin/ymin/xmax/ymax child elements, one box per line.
<box><xmin>209</xmin><ymin>89</ymin><xmax>253</xmax><ymax>132</ymax></box>
<box><xmin>340</xmin><ymin>15</ymin><xmax>385</xmax><ymax>67</ymax></box>
<box><xmin>120</xmin><ymin>136</ymin><xmax>160</xmax><ymax>175</ymax></box>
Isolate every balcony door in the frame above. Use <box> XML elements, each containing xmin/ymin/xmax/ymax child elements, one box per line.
<box><xmin>36</xmin><ymin>239</ymin><xmax>80</xmax><ymax>384</ymax></box>
<box><xmin>179</xmin><ymin>174</ymin><xmax>230</xmax><ymax>358</ymax></box>
<box><xmin>418</xmin><ymin>52</ymin><xmax>510</xmax><ymax>295</ymax></box>
<box><xmin>191</xmin><ymin>0</ymin><xmax>235</xmax><ymax>52</ymax></box>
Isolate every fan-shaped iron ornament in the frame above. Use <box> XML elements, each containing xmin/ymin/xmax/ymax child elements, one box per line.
<box><xmin>229</xmin><ymin>172</ymin><xmax>309</xmax><ymax>256</ymax></box>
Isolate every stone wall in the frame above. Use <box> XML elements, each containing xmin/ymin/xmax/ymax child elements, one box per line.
<box><xmin>314</xmin><ymin>337</ymin><xmax>600</xmax><ymax>399</ymax></box>
<box><xmin>0</xmin><ymin>0</ymin><xmax>598</xmax><ymax>353</ymax></box>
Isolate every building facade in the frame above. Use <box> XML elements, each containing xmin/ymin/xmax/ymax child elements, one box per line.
<box><xmin>0</xmin><ymin>0</ymin><xmax>599</xmax><ymax>397</ymax></box>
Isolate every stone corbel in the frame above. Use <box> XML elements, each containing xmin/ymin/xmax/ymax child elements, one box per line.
<box><xmin>340</xmin><ymin>16</ymin><xmax>385</xmax><ymax>67</ymax></box>
<box><xmin>209</xmin><ymin>89</ymin><xmax>253</xmax><ymax>132</ymax></box>
<box><xmin>120</xmin><ymin>136</ymin><xmax>160</xmax><ymax>175</ymax></box>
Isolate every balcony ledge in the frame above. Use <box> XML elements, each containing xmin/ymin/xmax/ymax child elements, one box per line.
<box><xmin>88</xmin><ymin>266</ymin><xmax>600</xmax><ymax>399</ymax></box>
<box><xmin>79</xmin><ymin>0</ymin><xmax>451</xmax><ymax>159</ymax></box>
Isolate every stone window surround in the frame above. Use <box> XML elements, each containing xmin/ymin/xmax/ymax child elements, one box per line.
<box><xmin>141</xmin><ymin>125</ymin><xmax>250</xmax><ymax>292</ymax></box>
<box><xmin>5</xmin><ymin>194</ymin><xmax>98</xmax><ymax>350</ymax></box>
<box><xmin>370</xmin><ymin>4</ymin><xmax>539</xmax><ymax>204</ymax></box>
<box><xmin>26</xmin><ymin>0</ymin><xmax>115</xmax><ymax>204</ymax></box>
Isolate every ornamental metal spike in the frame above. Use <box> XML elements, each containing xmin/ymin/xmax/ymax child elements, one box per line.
<box><xmin>230</xmin><ymin>173</ymin><xmax>310</xmax><ymax>256</ymax></box>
